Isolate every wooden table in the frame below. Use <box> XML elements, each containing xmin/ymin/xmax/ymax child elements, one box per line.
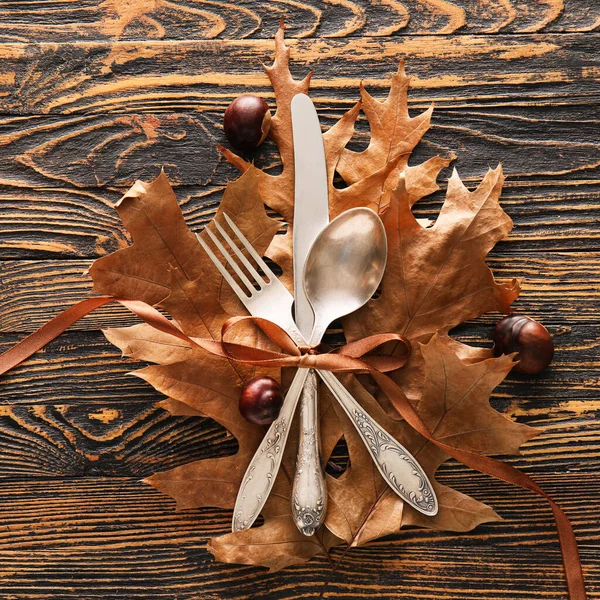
<box><xmin>0</xmin><ymin>2</ymin><xmax>598</xmax><ymax>598</ymax></box>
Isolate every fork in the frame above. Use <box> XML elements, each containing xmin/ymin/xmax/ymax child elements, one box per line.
<box><xmin>197</xmin><ymin>214</ymin><xmax>438</xmax><ymax>533</ymax></box>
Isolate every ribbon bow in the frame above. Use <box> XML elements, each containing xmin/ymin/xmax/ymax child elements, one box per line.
<box><xmin>189</xmin><ymin>315</ymin><xmax>412</xmax><ymax>375</ymax></box>
<box><xmin>0</xmin><ymin>296</ymin><xmax>586</xmax><ymax>600</ymax></box>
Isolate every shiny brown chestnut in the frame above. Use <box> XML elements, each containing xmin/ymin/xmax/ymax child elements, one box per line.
<box><xmin>493</xmin><ymin>314</ymin><xmax>554</xmax><ymax>374</ymax></box>
<box><xmin>239</xmin><ymin>376</ymin><xmax>283</xmax><ymax>425</ymax></box>
<box><xmin>224</xmin><ymin>95</ymin><xmax>271</xmax><ymax>151</ymax></box>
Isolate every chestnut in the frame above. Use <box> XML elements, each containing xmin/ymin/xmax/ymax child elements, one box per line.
<box><xmin>239</xmin><ymin>376</ymin><xmax>283</xmax><ymax>425</ymax></box>
<box><xmin>493</xmin><ymin>314</ymin><xmax>554</xmax><ymax>374</ymax></box>
<box><xmin>223</xmin><ymin>95</ymin><xmax>271</xmax><ymax>151</ymax></box>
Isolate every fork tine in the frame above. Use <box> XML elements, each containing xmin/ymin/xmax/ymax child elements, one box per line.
<box><xmin>224</xmin><ymin>213</ymin><xmax>278</xmax><ymax>283</ymax></box>
<box><xmin>204</xmin><ymin>227</ymin><xmax>257</xmax><ymax>295</ymax></box>
<box><xmin>196</xmin><ymin>233</ymin><xmax>250</xmax><ymax>301</ymax></box>
<box><xmin>214</xmin><ymin>219</ymin><xmax>266</xmax><ymax>289</ymax></box>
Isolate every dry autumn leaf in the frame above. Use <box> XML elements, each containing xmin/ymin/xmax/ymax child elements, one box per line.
<box><xmin>220</xmin><ymin>26</ymin><xmax>454</xmax><ymax>287</ymax></box>
<box><xmin>332</xmin><ymin>335</ymin><xmax>537</xmax><ymax>546</ymax></box>
<box><xmin>88</xmin><ymin>22</ymin><xmax>536</xmax><ymax>571</ymax></box>
<box><xmin>93</xmin><ymin>166</ymin><xmax>347</xmax><ymax>571</ymax></box>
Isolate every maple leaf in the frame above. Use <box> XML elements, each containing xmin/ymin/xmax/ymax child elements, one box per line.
<box><xmin>322</xmin><ymin>334</ymin><xmax>534</xmax><ymax>548</ymax></box>
<box><xmin>324</xmin><ymin>376</ymin><xmax>405</xmax><ymax>547</ymax></box>
<box><xmin>400</xmin><ymin>334</ymin><xmax>539</xmax><ymax>530</ymax></box>
<box><xmin>344</xmin><ymin>168</ymin><xmax>520</xmax><ymax>405</ymax></box>
<box><xmin>106</xmin><ymin>322</ymin><xmax>263</xmax><ymax>508</ymax></box>
<box><xmin>88</xmin><ymin>171</ymin><xmax>203</xmax><ymax>305</ymax></box>
<box><xmin>94</xmin><ymin>168</ymin><xmax>281</xmax><ymax>515</ymax></box>
<box><xmin>346</xmin><ymin>167</ymin><xmax>519</xmax><ymax>344</ymax></box>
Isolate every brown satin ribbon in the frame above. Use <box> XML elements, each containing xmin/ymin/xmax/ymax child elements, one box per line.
<box><xmin>0</xmin><ymin>297</ymin><xmax>586</xmax><ymax>600</ymax></box>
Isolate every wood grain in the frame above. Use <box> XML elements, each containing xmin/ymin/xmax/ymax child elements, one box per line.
<box><xmin>0</xmin><ymin>370</ymin><xmax>597</xmax><ymax>478</ymax></box>
<box><xmin>0</xmin><ymin>34</ymin><xmax>598</xmax><ymax>116</ymax></box>
<box><xmin>1</xmin><ymin>253</ymin><xmax>599</xmax><ymax>332</ymax></box>
<box><xmin>0</xmin><ymin>400</ymin><xmax>235</xmax><ymax>479</ymax></box>
<box><xmin>0</xmin><ymin>474</ymin><xmax>595</xmax><ymax>599</ymax></box>
<box><xmin>0</xmin><ymin>0</ymin><xmax>597</xmax><ymax>43</ymax></box>
<box><xmin>0</xmin><ymin>104</ymin><xmax>598</xmax><ymax>192</ymax></box>
<box><xmin>0</xmin><ymin>179</ymin><xmax>598</xmax><ymax>259</ymax></box>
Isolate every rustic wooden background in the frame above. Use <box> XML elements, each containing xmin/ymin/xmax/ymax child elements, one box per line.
<box><xmin>0</xmin><ymin>1</ymin><xmax>598</xmax><ymax>598</ymax></box>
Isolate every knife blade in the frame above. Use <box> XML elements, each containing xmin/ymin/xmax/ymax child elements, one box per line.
<box><xmin>291</xmin><ymin>94</ymin><xmax>329</xmax><ymax>337</ymax></box>
<box><xmin>290</xmin><ymin>93</ymin><xmax>329</xmax><ymax>535</ymax></box>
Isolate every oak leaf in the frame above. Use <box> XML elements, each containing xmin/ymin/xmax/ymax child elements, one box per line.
<box><xmin>93</xmin><ymin>165</ymin><xmax>344</xmax><ymax>570</ymax></box>
<box><xmin>342</xmin><ymin>334</ymin><xmax>537</xmax><ymax>543</ymax></box>
<box><xmin>88</xmin><ymin>22</ymin><xmax>537</xmax><ymax>571</ymax></box>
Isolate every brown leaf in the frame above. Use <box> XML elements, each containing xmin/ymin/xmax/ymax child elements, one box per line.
<box><xmin>207</xmin><ymin>448</ymin><xmax>341</xmax><ymax>572</ymax></box>
<box><xmin>91</xmin><ymin>23</ymin><xmax>539</xmax><ymax>571</ymax></box>
<box><xmin>346</xmin><ymin>167</ymin><xmax>519</xmax><ymax>345</ymax></box>
<box><xmin>402</xmin><ymin>482</ymin><xmax>502</xmax><ymax>532</ymax></box>
<box><xmin>324</xmin><ymin>376</ymin><xmax>403</xmax><ymax>547</ymax></box>
<box><xmin>208</xmin><ymin>517</ymin><xmax>339</xmax><ymax>573</ymax></box>
<box><xmin>106</xmin><ymin>322</ymin><xmax>262</xmax><ymax>506</ymax></box>
<box><xmin>344</xmin><ymin>165</ymin><xmax>520</xmax><ymax>412</ymax></box>
<box><xmin>328</xmin><ymin>62</ymin><xmax>436</xmax><ymax>217</ymax></box>
<box><xmin>89</xmin><ymin>171</ymin><xmax>203</xmax><ymax>304</ymax></box>
<box><xmin>219</xmin><ymin>23</ymin><xmax>310</xmax><ymax>289</ymax></box>
<box><xmin>336</xmin><ymin>63</ymin><xmax>432</xmax><ymax>185</ymax></box>
<box><xmin>106</xmin><ymin>321</ymin><xmax>344</xmax><ymax>571</ymax></box>
<box><xmin>222</xmin><ymin>27</ymin><xmax>440</xmax><ymax>288</ymax></box>
<box><xmin>380</xmin><ymin>334</ymin><xmax>537</xmax><ymax>534</ymax></box>
<box><xmin>91</xmin><ymin>158</ymin><xmax>329</xmax><ymax>570</ymax></box>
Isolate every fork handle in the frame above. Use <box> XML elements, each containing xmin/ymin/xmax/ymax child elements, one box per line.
<box><xmin>291</xmin><ymin>369</ymin><xmax>327</xmax><ymax>535</ymax></box>
<box><xmin>232</xmin><ymin>367</ymin><xmax>309</xmax><ymax>532</ymax></box>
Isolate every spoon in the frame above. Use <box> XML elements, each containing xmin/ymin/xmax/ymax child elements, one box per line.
<box><xmin>233</xmin><ymin>208</ymin><xmax>438</xmax><ymax>535</ymax></box>
<box><xmin>233</xmin><ymin>208</ymin><xmax>388</xmax><ymax>534</ymax></box>
<box><xmin>303</xmin><ymin>207</ymin><xmax>388</xmax><ymax>346</ymax></box>
<box><xmin>300</xmin><ymin>208</ymin><xmax>437</xmax><ymax>526</ymax></box>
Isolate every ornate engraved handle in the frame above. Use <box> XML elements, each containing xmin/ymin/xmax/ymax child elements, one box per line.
<box><xmin>291</xmin><ymin>369</ymin><xmax>327</xmax><ymax>535</ymax></box>
<box><xmin>232</xmin><ymin>367</ymin><xmax>310</xmax><ymax>532</ymax></box>
<box><xmin>317</xmin><ymin>369</ymin><xmax>438</xmax><ymax>516</ymax></box>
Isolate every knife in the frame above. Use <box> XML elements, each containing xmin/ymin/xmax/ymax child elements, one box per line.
<box><xmin>290</xmin><ymin>93</ymin><xmax>329</xmax><ymax>535</ymax></box>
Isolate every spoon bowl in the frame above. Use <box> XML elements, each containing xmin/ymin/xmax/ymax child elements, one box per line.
<box><xmin>304</xmin><ymin>207</ymin><xmax>387</xmax><ymax>344</ymax></box>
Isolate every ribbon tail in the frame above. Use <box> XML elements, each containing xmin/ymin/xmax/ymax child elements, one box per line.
<box><xmin>0</xmin><ymin>297</ymin><xmax>202</xmax><ymax>376</ymax></box>
<box><xmin>0</xmin><ymin>296</ymin><xmax>114</xmax><ymax>376</ymax></box>
<box><xmin>371</xmin><ymin>370</ymin><xmax>587</xmax><ymax>600</ymax></box>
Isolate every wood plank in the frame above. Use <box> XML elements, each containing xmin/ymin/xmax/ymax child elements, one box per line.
<box><xmin>0</xmin><ymin>401</ymin><xmax>234</xmax><ymax>479</ymax></box>
<box><xmin>0</xmin><ymin>35</ymin><xmax>598</xmax><ymax>117</ymax></box>
<box><xmin>1</xmin><ymin>253</ymin><xmax>598</xmax><ymax>332</ymax></box>
<box><xmin>0</xmin><ymin>378</ymin><xmax>597</xmax><ymax>479</ymax></box>
<box><xmin>0</xmin><ymin>0</ymin><xmax>597</xmax><ymax>43</ymax></box>
<box><xmin>0</xmin><ymin>36</ymin><xmax>596</xmax><ymax>196</ymax></box>
<box><xmin>0</xmin><ymin>102</ymin><xmax>597</xmax><ymax>191</ymax></box>
<box><xmin>0</xmin><ymin>331</ymin><xmax>161</xmax><ymax>406</ymax></box>
<box><xmin>0</xmin><ymin>16</ymin><xmax>596</xmax><ymax>599</ymax></box>
<box><xmin>0</xmin><ymin>179</ymin><xmax>599</xmax><ymax>259</ymax></box>
<box><xmin>0</xmin><ymin>475</ymin><xmax>595</xmax><ymax>598</ymax></box>
<box><xmin>0</xmin><ymin>322</ymin><xmax>598</xmax><ymax>407</ymax></box>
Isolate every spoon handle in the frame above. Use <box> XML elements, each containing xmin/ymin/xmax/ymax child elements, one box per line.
<box><xmin>232</xmin><ymin>367</ymin><xmax>309</xmax><ymax>532</ymax></box>
<box><xmin>291</xmin><ymin>369</ymin><xmax>327</xmax><ymax>535</ymax></box>
<box><xmin>316</xmin><ymin>369</ymin><xmax>438</xmax><ymax>516</ymax></box>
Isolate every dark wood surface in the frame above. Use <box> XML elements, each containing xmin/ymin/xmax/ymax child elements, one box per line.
<box><xmin>0</xmin><ymin>2</ymin><xmax>598</xmax><ymax>598</ymax></box>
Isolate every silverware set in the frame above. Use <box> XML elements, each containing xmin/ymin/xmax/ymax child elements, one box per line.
<box><xmin>198</xmin><ymin>94</ymin><xmax>438</xmax><ymax>536</ymax></box>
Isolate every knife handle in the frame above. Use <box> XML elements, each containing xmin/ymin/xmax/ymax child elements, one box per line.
<box><xmin>291</xmin><ymin>369</ymin><xmax>327</xmax><ymax>536</ymax></box>
<box><xmin>316</xmin><ymin>369</ymin><xmax>438</xmax><ymax>517</ymax></box>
